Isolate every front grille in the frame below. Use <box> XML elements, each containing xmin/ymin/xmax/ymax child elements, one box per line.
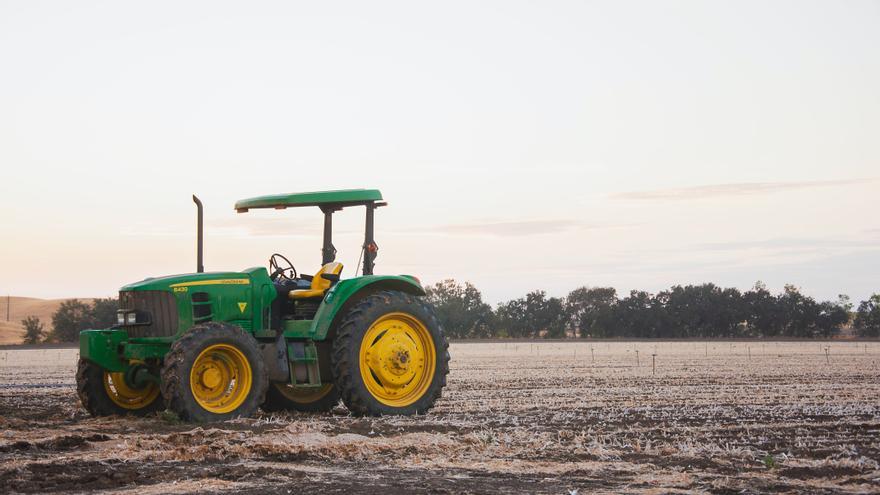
<box><xmin>119</xmin><ymin>290</ymin><xmax>179</xmax><ymax>338</ymax></box>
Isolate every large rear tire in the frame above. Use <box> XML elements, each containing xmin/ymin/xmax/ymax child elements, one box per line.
<box><xmin>76</xmin><ymin>358</ymin><xmax>163</xmax><ymax>416</ymax></box>
<box><xmin>161</xmin><ymin>322</ymin><xmax>268</xmax><ymax>422</ymax></box>
<box><xmin>332</xmin><ymin>290</ymin><xmax>449</xmax><ymax>416</ymax></box>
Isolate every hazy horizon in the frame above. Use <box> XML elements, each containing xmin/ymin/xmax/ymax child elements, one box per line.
<box><xmin>1</xmin><ymin>1</ymin><xmax>878</xmax><ymax>305</ymax></box>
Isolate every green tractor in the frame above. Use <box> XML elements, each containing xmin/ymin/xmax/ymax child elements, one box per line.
<box><xmin>77</xmin><ymin>189</ymin><xmax>449</xmax><ymax>422</ymax></box>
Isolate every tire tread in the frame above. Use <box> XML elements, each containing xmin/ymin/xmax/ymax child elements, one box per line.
<box><xmin>160</xmin><ymin>322</ymin><xmax>267</xmax><ymax>422</ymax></box>
<box><xmin>331</xmin><ymin>290</ymin><xmax>449</xmax><ymax>416</ymax></box>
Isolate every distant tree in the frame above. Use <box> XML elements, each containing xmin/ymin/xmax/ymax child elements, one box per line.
<box><xmin>495</xmin><ymin>290</ymin><xmax>566</xmax><ymax>338</ymax></box>
<box><xmin>714</xmin><ymin>287</ymin><xmax>747</xmax><ymax>338</ymax></box>
<box><xmin>49</xmin><ymin>299</ymin><xmax>92</xmax><ymax>342</ymax></box>
<box><xmin>812</xmin><ymin>295</ymin><xmax>851</xmax><ymax>339</ymax></box>
<box><xmin>611</xmin><ymin>290</ymin><xmax>659</xmax><ymax>338</ymax></box>
<box><xmin>48</xmin><ymin>298</ymin><xmax>118</xmax><ymax>342</ymax></box>
<box><xmin>21</xmin><ymin>316</ymin><xmax>44</xmax><ymax>344</ymax></box>
<box><xmin>743</xmin><ymin>282</ymin><xmax>786</xmax><ymax>337</ymax></box>
<box><xmin>837</xmin><ymin>294</ymin><xmax>852</xmax><ymax>312</ymax></box>
<box><xmin>424</xmin><ymin>279</ymin><xmax>855</xmax><ymax>340</ymax></box>
<box><xmin>537</xmin><ymin>294</ymin><xmax>567</xmax><ymax>338</ymax></box>
<box><xmin>649</xmin><ymin>290</ymin><xmax>676</xmax><ymax>338</ymax></box>
<box><xmin>91</xmin><ymin>298</ymin><xmax>120</xmax><ymax>329</ymax></box>
<box><xmin>778</xmin><ymin>285</ymin><xmax>822</xmax><ymax>338</ymax></box>
<box><xmin>425</xmin><ymin>280</ymin><xmax>493</xmax><ymax>338</ymax></box>
<box><xmin>494</xmin><ymin>297</ymin><xmax>528</xmax><ymax>338</ymax></box>
<box><xmin>650</xmin><ymin>284</ymin><xmax>746</xmax><ymax>338</ymax></box>
<box><xmin>855</xmin><ymin>294</ymin><xmax>880</xmax><ymax>338</ymax></box>
<box><xmin>565</xmin><ymin>287</ymin><xmax>617</xmax><ymax>338</ymax></box>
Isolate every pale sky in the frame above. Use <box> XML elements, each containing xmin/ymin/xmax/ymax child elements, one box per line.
<box><xmin>1</xmin><ymin>1</ymin><xmax>878</xmax><ymax>304</ymax></box>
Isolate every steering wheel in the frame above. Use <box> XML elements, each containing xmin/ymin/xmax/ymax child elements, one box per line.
<box><xmin>269</xmin><ymin>253</ymin><xmax>297</xmax><ymax>281</ymax></box>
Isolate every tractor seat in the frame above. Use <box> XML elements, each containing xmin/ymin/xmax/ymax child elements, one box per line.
<box><xmin>289</xmin><ymin>262</ymin><xmax>343</xmax><ymax>299</ymax></box>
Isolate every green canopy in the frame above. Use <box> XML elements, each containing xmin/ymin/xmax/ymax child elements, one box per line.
<box><xmin>235</xmin><ymin>189</ymin><xmax>383</xmax><ymax>212</ymax></box>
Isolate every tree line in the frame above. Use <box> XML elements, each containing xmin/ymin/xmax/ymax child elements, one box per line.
<box><xmin>22</xmin><ymin>298</ymin><xmax>118</xmax><ymax>344</ymax></box>
<box><xmin>17</xmin><ymin>284</ymin><xmax>880</xmax><ymax>343</ymax></box>
<box><xmin>425</xmin><ymin>279</ymin><xmax>880</xmax><ymax>340</ymax></box>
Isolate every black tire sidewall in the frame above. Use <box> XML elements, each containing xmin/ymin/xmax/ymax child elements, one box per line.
<box><xmin>76</xmin><ymin>358</ymin><xmax>164</xmax><ymax>416</ymax></box>
<box><xmin>162</xmin><ymin>322</ymin><xmax>268</xmax><ymax>422</ymax></box>
<box><xmin>333</xmin><ymin>291</ymin><xmax>449</xmax><ymax>416</ymax></box>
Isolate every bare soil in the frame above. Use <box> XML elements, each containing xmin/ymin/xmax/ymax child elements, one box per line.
<box><xmin>1</xmin><ymin>341</ymin><xmax>879</xmax><ymax>494</ymax></box>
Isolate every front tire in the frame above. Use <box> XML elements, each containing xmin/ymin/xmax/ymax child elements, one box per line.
<box><xmin>76</xmin><ymin>359</ymin><xmax>163</xmax><ymax>416</ymax></box>
<box><xmin>332</xmin><ymin>291</ymin><xmax>449</xmax><ymax>416</ymax></box>
<box><xmin>161</xmin><ymin>322</ymin><xmax>268</xmax><ymax>422</ymax></box>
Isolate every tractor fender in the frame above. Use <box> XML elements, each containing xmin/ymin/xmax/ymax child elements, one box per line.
<box><xmin>308</xmin><ymin>275</ymin><xmax>426</xmax><ymax>341</ymax></box>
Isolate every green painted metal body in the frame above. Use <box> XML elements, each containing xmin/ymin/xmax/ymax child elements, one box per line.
<box><xmin>77</xmin><ymin>188</ymin><xmax>425</xmax><ymax>391</ymax></box>
<box><xmin>281</xmin><ymin>275</ymin><xmax>425</xmax><ymax>339</ymax></box>
<box><xmin>79</xmin><ymin>270</ymin><xmax>424</xmax><ymax>375</ymax></box>
<box><xmin>80</xmin><ymin>330</ymin><xmax>128</xmax><ymax>372</ymax></box>
<box><xmin>122</xmin><ymin>266</ymin><xmax>276</xmax><ymax>337</ymax></box>
<box><xmin>235</xmin><ymin>189</ymin><xmax>382</xmax><ymax>211</ymax></box>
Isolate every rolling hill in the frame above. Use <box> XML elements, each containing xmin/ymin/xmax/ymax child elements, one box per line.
<box><xmin>0</xmin><ymin>297</ymin><xmax>95</xmax><ymax>345</ymax></box>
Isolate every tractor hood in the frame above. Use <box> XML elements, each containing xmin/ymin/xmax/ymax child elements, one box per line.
<box><xmin>121</xmin><ymin>268</ymin><xmax>267</xmax><ymax>292</ymax></box>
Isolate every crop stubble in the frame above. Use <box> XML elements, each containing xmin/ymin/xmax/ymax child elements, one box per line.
<box><xmin>0</xmin><ymin>341</ymin><xmax>878</xmax><ymax>494</ymax></box>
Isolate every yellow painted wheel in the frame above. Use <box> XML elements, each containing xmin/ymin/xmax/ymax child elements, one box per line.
<box><xmin>332</xmin><ymin>291</ymin><xmax>449</xmax><ymax>416</ymax></box>
<box><xmin>162</xmin><ymin>322</ymin><xmax>268</xmax><ymax>422</ymax></box>
<box><xmin>78</xmin><ymin>359</ymin><xmax>163</xmax><ymax>416</ymax></box>
<box><xmin>189</xmin><ymin>344</ymin><xmax>253</xmax><ymax>414</ymax></box>
<box><xmin>358</xmin><ymin>312</ymin><xmax>436</xmax><ymax>407</ymax></box>
<box><xmin>102</xmin><ymin>371</ymin><xmax>160</xmax><ymax>410</ymax></box>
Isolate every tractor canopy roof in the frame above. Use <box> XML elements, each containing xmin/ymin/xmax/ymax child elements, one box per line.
<box><xmin>234</xmin><ymin>189</ymin><xmax>383</xmax><ymax>213</ymax></box>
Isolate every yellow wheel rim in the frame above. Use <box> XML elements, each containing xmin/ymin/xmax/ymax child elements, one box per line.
<box><xmin>103</xmin><ymin>371</ymin><xmax>160</xmax><ymax>410</ymax></box>
<box><xmin>190</xmin><ymin>344</ymin><xmax>253</xmax><ymax>414</ymax></box>
<box><xmin>359</xmin><ymin>312</ymin><xmax>436</xmax><ymax>407</ymax></box>
<box><xmin>273</xmin><ymin>383</ymin><xmax>334</xmax><ymax>404</ymax></box>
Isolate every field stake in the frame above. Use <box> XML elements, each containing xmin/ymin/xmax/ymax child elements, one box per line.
<box><xmin>635</xmin><ymin>350</ymin><xmax>639</xmax><ymax>367</ymax></box>
<box><xmin>748</xmin><ymin>347</ymin><xmax>751</xmax><ymax>361</ymax></box>
<box><xmin>652</xmin><ymin>354</ymin><xmax>656</xmax><ymax>375</ymax></box>
<box><xmin>825</xmin><ymin>347</ymin><xmax>830</xmax><ymax>364</ymax></box>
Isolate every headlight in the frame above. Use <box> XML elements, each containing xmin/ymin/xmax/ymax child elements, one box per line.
<box><xmin>126</xmin><ymin>312</ymin><xmax>137</xmax><ymax>324</ymax></box>
<box><xmin>117</xmin><ymin>312</ymin><xmax>126</xmax><ymax>325</ymax></box>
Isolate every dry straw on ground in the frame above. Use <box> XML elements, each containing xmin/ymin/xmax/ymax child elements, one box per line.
<box><xmin>1</xmin><ymin>341</ymin><xmax>878</xmax><ymax>493</ymax></box>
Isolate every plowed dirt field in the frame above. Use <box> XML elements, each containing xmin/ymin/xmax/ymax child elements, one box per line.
<box><xmin>1</xmin><ymin>341</ymin><xmax>878</xmax><ymax>494</ymax></box>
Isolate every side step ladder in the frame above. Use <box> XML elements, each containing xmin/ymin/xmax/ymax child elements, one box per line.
<box><xmin>287</xmin><ymin>341</ymin><xmax>322</xmax><ymax>388</ymax></box>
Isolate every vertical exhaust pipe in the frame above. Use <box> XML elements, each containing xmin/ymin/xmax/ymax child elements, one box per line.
<box><xmin>193</xmin><ymin>195</ymin><xmax>204</xmax><ymax>273</ymax></box>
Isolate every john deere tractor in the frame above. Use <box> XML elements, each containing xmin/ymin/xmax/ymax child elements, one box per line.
<box><xmin>77</xmin><ymin>189</ymin><xmax>449</xmax><ymax>422</ymax></box>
